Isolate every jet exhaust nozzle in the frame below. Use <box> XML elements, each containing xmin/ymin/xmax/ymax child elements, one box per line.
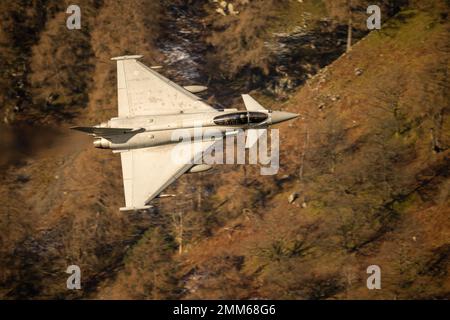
<box><xmin>93</xmin><ymin>138</ymin><xmax>111</xmax><ymax>149</ymax></box>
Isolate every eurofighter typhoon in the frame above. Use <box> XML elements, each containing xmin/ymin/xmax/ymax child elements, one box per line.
<box><xmin>72</xmin><ymin>55</ymin><xmax>298</xmax><ymax>211</ymax></box>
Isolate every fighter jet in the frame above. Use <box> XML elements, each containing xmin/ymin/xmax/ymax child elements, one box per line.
<box><xmin>72</xmin><ymin>55</ymin><xmax>298</xmax><ymax>211</ymax></box>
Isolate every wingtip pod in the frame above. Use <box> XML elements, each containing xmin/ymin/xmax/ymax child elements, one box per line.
<box><xmin>111</xmin><ymin>55</ymin><xmax>143</xmax><ymax>61</ymax></box>
<box><xmin>119</xmin><ymin>205</ymin><xmax>153</xmax><ymax>212</ymax></box>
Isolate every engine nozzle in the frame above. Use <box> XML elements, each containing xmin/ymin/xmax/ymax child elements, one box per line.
<box><xmin>93</xmin><ymin>138</ymin><xmax>111</xmax><ymax>149</ymax></box>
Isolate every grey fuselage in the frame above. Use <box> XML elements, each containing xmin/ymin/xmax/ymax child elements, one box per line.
<box><xmin>93</xmin><ymin>109</ymin><xmax>298</xmax><ymax>150</ymax></box>
<box><xmin>95</xmin><ymin>110</ymin><xmax>248</xmax><ymax>150</ymax></box>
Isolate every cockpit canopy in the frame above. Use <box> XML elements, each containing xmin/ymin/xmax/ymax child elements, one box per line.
<box><xmin>213</xmin><ymin>112</ymin><xmax>268</xmax><ymax>126</ymax></box>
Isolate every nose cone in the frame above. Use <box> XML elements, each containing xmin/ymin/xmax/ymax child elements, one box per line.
<box><xmin>271</xmin><ymin>111</ymin><xmax>299</xmax><ymax>124</ymax></box>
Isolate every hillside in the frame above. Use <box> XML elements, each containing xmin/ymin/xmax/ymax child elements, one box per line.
<box><xmin>0</xmin><ymin>0</ymin><xmax>449</xmax><ymax>299</ymax></box>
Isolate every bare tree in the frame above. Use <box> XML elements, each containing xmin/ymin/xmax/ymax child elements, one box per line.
<box><xmin>171</xmin><ymin>211</ymin><xmax>184</xmax><ymax>254</ymax></box>
<box><xmin>299</xmin><ymin>125</ymin><xmax>310</xmax><ymax>181</ymax></box>
<box><xmin>346</xmin><ymin>0</ymin><xmax>353</xmax><ymax>52</ymax></box>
